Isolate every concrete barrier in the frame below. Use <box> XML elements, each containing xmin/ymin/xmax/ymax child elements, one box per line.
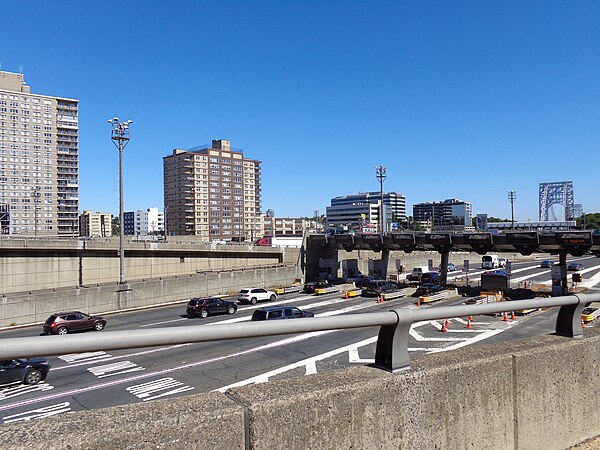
<box><xmin>3</xmin><ymin>328</ymin><xmax>600</xmax><ymax>449</ymax></box>
<box><xmin>0</xmin><ymin>265</ymin><xmax>302</xmax><ymax>328</ymax></box>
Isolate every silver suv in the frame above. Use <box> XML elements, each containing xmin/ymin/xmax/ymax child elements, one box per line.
<box><xmin>237</xmin><ymin>288</ymin><xmax>277</xmax><ymax>305</ymax></box>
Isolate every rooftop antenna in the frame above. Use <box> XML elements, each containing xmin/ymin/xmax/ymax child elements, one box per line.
<box><xmin>19</xmin><ymin>65</ymin><xmax>23</xmax><ymax>74</ymax></box>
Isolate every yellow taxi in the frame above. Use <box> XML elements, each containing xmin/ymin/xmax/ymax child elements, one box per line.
<box><xmin>581</xmin><ymin>307</ymin><xmax>599</xmax><ymax>324</ymax></box>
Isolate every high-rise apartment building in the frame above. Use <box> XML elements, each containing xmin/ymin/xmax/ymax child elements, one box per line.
<box><xmin>0</xmin><ymin>71</ymin><xmax>79</xmax><ymax>236</ymax></box>
<box><xmin>79</xmin><ymin>210</ymin><xmax>112</xmax><ymax>237</ymax></box>
<box><xmin>163</xmin><ymin>139</ymin><xmax>261</xmax><ymax>240</ymax></box>
<box><xmin>123</xmin><ymin>207</ymin><xmax>164</xmax><ymax>236</ymax></box>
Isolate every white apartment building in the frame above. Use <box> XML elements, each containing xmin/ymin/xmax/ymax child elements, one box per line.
<box><xmin>123</xmin><ymin>207</ymin><xmax>164</xmax><ymax>236</ymax></box>
<box><xmin>0</xmin><ymin>70</ymin><xmax>79</xmax><ymax>236</ymax></box>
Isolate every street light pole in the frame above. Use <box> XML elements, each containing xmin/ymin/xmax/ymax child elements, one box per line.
<box><xmin>375</xmin><ymin>166</ymin><xmax>387</xmax><ymax>239</ymax></box>
<box><xmin>508</xmin><ymin>190</ymin><xmax>516</xmax><ymax>230</ymax></box>
<box><xmin>108</xmin><ymin>118</ymin><xmax>133</xmax><ymax>284</ymax></box>
<box><xmin>32</xmin><ymin>185</ymin><xmax>41</xmax><ymax>237</ymax></box>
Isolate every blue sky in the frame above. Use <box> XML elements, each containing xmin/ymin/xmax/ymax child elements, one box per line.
<box><xmin>3</xmin><ymin>1</ymin><xmax>599</xmax><ymax>221</ymax></box>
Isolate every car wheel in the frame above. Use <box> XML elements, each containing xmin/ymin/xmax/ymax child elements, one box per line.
<box><xmin>227</xmin><ymin>306</ymin><xmax>236</xmax><ymax>315</ymax></box>
<box><xmin>250</xmin><ymin>297</ymin><xmax>257</xmax><ymax>305</ymax></box>
<box><xmin>270</xmin><ymin>294</ymin><xmax>276</xmax><ymax>301</ymax></box>
<box><xmin>200</xmin><ymin>309</ymin><xmax>209</xmax><ymax>318</ymax></box>
<box><xmin>94</xmin><ymin>322</ymin><xmax>105</xmax><ymax>331</ymax></box>
<box><xmin>24</xmin><ymin>369</ymin><xmax>43</xmax><ymax>385</ymax></box>
<box><xmin>57</xmin><ymin>326</ymin><xmax>68</xmax><ymax>335</ymax></box>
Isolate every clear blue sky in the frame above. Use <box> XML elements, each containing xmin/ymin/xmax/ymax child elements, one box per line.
<box><xmin>3</xmin><ymin>1</ymin><xmax>599</xmax><ymax>221</ymax></box>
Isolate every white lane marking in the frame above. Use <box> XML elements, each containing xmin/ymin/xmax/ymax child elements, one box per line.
<box><xmin>2</xmin><ymin>402</ymin><xmax>72</xmax><ymax>424</ymax></box>
<box><xmin>52</xmin><ymin>345</ymin><xmax>192</xmax><ymax>371</ymax></box>
<box><xmin>126</xmin><ymin>378</ymin><xmax>194</xmax><ymax>402</ymax></box>
<box><xmin>87</xmin><ymin>361</ymin><xmax>145</xmax><ymax>378</ymax></box>
<box><xmin>0</xmin><ymin>383</ymin><xmax>54</xmax><ymax>400</ymax></box>
<box><xmin>580</xmin><ymin>269</ymin><xmax>600</xmax><ymax>288</ymax></box>
<box><xmin>58</xmin><ymin>352</ymin><xmax>112</xmax><ymax>363</ymax></box>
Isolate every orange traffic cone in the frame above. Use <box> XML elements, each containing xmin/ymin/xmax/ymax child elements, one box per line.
<box><xmin>444</xmin><ymin>319</ymin><xmax>451</xmax><ymax>328</ymax></box>
<box><xmin>345</xmin><ymin>291</ymin><xmax>349</xmax><ymax>299</ymax></box>
<box><xmin>417</xmin><ymin>297</ymin><xmax>421</xmax><ymax>307</ymax></box>
<box><xmin>502</xmin><ymin>312</ymin><xmax>509</xmax><ymax>322</ymax></box>
<box><xmin>510</xmin><ymin>311</ymin><xmax>515</xmax><ymax>320</ymax></box>
<box><xmin>440</xmin><ymin>320</ymin><xmax>448</xmax><ymax>332</ymax></box>
<box><xmin>466</xmin><ymin>317</ymin><xmax>473</xmax><ymax>329</ymax></box>
<box><xmin>581</xmin><ymin>318</ymin><xmax>586</xmax><ymax>329</ymax></box>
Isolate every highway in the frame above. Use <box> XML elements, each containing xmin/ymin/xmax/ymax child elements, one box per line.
<box><xmin>0</xmin><ymin>256</ymin><xmax>599</xmax><ymax>424</ymax></box>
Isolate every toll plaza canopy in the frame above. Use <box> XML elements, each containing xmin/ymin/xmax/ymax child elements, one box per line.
<box><xmin>306</xmin><ymin>231</ymin><xmax>600</xmax><ymax>257</ymax></box>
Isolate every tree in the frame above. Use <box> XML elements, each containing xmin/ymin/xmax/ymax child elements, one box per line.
<box><xmin>577</xmin><ymin>213</ymin><xmax>600</xmax><ymax>230</ymax></box>
<box><xmin>111</xmin><ymin>217</ymin><xmax>120</xmax><ymax>236</ymax></box>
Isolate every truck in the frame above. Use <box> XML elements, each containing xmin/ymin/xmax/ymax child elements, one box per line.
<box><xmin>254</xmin><ymin>236</ymin><xmax>304</xmax><ymax>248</ymax></box>
<box><xmin>480</xmin><ymin>270</ymin><xmax>509</xmax><ymax>292</ymax></box>
<box><xmin>481</xmin><ymin>254</ymin><xmax>500</xmax><ymax>269</ymax></box>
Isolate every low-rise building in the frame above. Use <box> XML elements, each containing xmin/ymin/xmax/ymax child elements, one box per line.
<box><xmin>123</xmin><ymin>207</ymin><xmax>164</xmax><ymax>236</ymax></box>
<box><xmin>79</xmin><ymin>210</ymin><xmax>112</xmax><ymax>237</ymax></box>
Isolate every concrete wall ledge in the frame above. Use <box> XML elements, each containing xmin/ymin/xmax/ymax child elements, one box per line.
<box><xmin>3</xmin><ymin>328</ymin><xmax>600</xmax><ymax>449</ymax></box>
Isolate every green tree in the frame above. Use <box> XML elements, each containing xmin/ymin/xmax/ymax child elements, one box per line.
<box><xmin>577</xmin><ymin>213</ymin><xmax>600</xmax><ymax>230</ymax></box>
<box><xmin>111</xmin><ymin>217</ymin><xmax>120</xmax><ymax>236</ymax></box>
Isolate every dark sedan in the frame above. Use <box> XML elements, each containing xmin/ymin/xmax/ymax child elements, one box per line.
<box><xmin>43</xmin><ymin>311</ymin><xmax>106</xmax><ymax>335</ymax></box>
<box><xmin>186</xmin><ymin>297</ymin><xmax>237</xmax><ymax>318</ymax></box>
<box><xmin>303</xmin><ymin>280</ymin><xmax>332</xmax><ymax>293</ymax></box>
<box><xmin>0</xmin><ymin>358</ymin><xmax>50</xmax><ymax>385</ymax></box>
<box><xmin>412</xmin><ymin>284</ymin><xmax>445</xmax><ymax>297</ymax></box>
<box><xmin>567</xmin><ymin>262</ymin><xmax>584</xmax><ymax>271</ymax></box>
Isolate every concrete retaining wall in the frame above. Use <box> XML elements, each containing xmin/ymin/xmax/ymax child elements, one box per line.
<box><xmin>0</xmin><ymin>265</ymin><xmax>301</xmax><ymax>327</ymax></box>
<box><xmin>3</xmin><ymin>328</ymin><xmax>600</xmax><ymax>449</ymax></box>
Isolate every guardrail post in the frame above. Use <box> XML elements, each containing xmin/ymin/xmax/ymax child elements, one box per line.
<box><xmin>373</xmin><ymin>308</ymin><xmax>413</xmax><ymax>372</ymax></box>
<box><xmin>556</xmin><ymin>294</ymin><xmax>588</xmax><ymax>337</ymax></box>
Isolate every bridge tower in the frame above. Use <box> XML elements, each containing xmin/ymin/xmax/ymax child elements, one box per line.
<box><xmin>539</xmin><ymin>181</ymin><xmax>575</xmax><ymax>221</ymax></box>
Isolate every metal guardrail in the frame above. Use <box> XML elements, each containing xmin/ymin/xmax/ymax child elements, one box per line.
<box><xmin>0</xmin><ymin>293</ymin><xmax>597</xmax><ymax>372</ymax></box>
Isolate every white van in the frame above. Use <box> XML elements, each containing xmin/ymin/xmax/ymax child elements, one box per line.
<box><xmin>406</xmin><ymin>266</ymin><xmax>430</xmax><ymax>282</ymax></box>
<box><xmin>481</xmin><ymin>255</ymin><xmax>499</xmax><ymax>269</ymax></box>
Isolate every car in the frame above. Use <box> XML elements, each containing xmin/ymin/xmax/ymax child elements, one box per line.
<box><xmin>302</xmin><ymin>280</ymin><xmax>332</xmax><ymax>293</ymax></box>
<box><xmin>43</xmin><ymin>311</ymin><xmax>106</xmax><ymax>335</ymax></box>
<box><xmin>0</xmin><ymin>358</ymin><xmax>50</xmax><ymax>385</ymax></box>
<box><xmin>506</xmin><ymin>288</ymin><xmax>536</xmax><ymax>300</ymax></box>
<box><xmin>540</xmin><ymin>260</ymin><xmax>555</xmax><ymax>268</ymax></box>
<box><xmin>412</xmin><ymin>284</ymin><xmax>445</xmax><ymax>297</ymax></box>
<box><xmin>251</xmin><ymin>306</ymin><xmax>315</xmax><ymax>321</ymax></box>
<box><xmin>567</xmin><ymin>262</ymin><xmax>584</xmax><ymax>271</ymax></box>
<box><xmin>439</xmin><ymin>263</ymin><xmax>457</xmax><ymax>272</ymax></box>
<box><xmin>361</xmin><ymin>280</ymin><xmax>399</xmax><ymax>297</ymax></box>
<box><xmin>186</xmin><ymin>297</ymin><xmax>237</xmax><ymax>318</ymax></box>
<box><xmin>420</xmin><ymin>272</ymin><xmax>441</xmax><ymax>284</ymax></box>
<box><xmin>237</xmin><ymin>288</ymin><xmax>277</xmax><ymax>305</ymax></box>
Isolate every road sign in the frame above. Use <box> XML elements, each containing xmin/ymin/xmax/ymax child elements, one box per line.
<box><xmin>463</xmin><ymin>260</ymin><xmax>470</xmax><ymax>273</ymax></box>
<box><xmin>428</xmin><ymin>259</ymin><xmax>434</xmax><ymax>271</ymax></box>
<box><xmin>506</xmin><ymin>260</ymin><xmax>512</xmax><ymax>275</ymax></box>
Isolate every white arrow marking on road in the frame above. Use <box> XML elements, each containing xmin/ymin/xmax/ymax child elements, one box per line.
<box><xmin>88</xmin><ymin>361</ymin><xmax>145</xmax><ymax>378</ymax></box>
<box><xmin>126</xmin><ymin>377</ymin><xmax>194</xmax><ymax>402</ymax></box>
<box><xmin>0</xmin><ymin>383</ymin><xmax>54</xmax><ymax>401</ymax></box>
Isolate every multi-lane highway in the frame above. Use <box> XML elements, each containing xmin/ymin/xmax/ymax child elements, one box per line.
<box><xmin>0</xmin><ymin>256</ymin><xmax>599</xmax><ymax>424</ymax></box>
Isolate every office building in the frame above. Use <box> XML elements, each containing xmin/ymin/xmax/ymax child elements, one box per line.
<box><xmin>123</xmin><ymin>207</ymin><xmax>164</xmax><ymax>236</ymax></box>
<box><xmin>163</xmin><ymin>139</ymin><xmax>261</xmax><ymax>240</ymax></box>
<box><xmin>412</xmin><ymin>198</ymin><xmax>473</xmax><ymax>232</ymax></box>
<box><xmin>0</xmin><ymin>70</ymin><xmax>79</xmax><ymax>235</ymax></box>
<box><xmin>79</xmin><ymin>210</ymin><xmax>112</xmax><ymax>237</ymax></box>
<box><xmin>325</xmin><ymin>192</ymin><xmax>406</xmax><ymax>232</ymax></box>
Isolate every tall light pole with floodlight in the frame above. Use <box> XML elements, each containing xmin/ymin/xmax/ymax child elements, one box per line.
<box><xmin>508</xmin><ymin>190</ymin><xmax>516</xmax><ymax>230</ymax></box>
<box><xmin>108</xmin><ymin>117</ymin><xmax>133</xmax><ymax>284</ymax></box>
<box><xmin>375</xmin><ymin>166</ymin><xmax>387</xmax><ymax>239</ymax></box>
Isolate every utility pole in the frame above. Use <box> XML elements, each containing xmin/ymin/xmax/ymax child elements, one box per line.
<box><xmin>32</xmin><ymin>185</ymin><xmax>41</xmax><ymax>237</ymax></box>
<box><xmin>508</xmin><ymin>190</ymin><xmax>516</xmax><ymax>230</ymax></box>
<box><xmin>108</xmin><ymin>118</ymin><xmax>133</xmax><ymax>284</ymax></box>
<box><xmin>375</xmin><ymin>166</ymin><xmax>387</xmax><ymax>239</ymax></box>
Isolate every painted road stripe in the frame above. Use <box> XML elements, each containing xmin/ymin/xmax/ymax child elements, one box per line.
<box><xmin>2</xmin><ymin>402</ymin><xmax>72</xmax><ymax>424</ymax></box>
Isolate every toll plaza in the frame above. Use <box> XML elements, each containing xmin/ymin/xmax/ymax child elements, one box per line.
<box><xmin>304</xmin><ymin>231</ymin><xmax>600</xmax><ymax>296</ymax></box>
